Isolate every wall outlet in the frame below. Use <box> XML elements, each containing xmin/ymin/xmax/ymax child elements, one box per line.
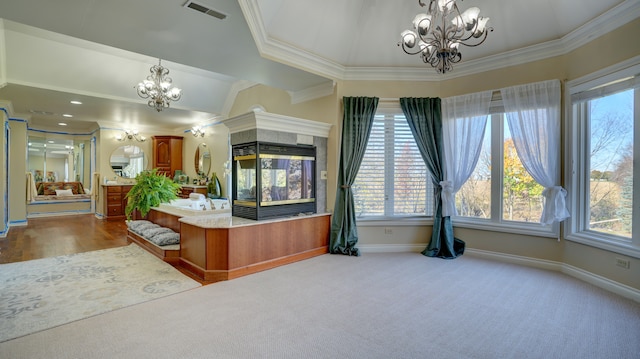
<box><xmin>384</xmin><ymin>228</ymin><xmax>393</xmax><ymax>235</ymax></box>
<box><xmin>320</xmin><ymin>171</ymin><xmax>327</xmax><ymax>180</ymax></box>
<box><xmin>615</xmin><ymin>257</ymin><xmax>630</xmax><ymax>269</ymax></box>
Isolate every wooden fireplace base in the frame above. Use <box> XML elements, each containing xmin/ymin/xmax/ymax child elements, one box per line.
<box><xmin>178</xmin><ymin>213</ymin><xmax>330</xmax><ymax>283</ymax></box>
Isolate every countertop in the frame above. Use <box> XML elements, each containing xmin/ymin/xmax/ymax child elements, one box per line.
<box><xmin>178</xmin><ymin>212</ymin><xmax>331</xmax><ymax>229</ymax></box>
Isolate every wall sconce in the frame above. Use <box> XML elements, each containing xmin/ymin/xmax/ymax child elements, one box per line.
<box><xmin>116</xmin><ymin>129</ymin><xmax>146</xmax><ymax>142</ymax></box>
<box><xmin>191</xmin><ymin>126</ymin><xmax>205</xmax><ymax>138</ymax></box>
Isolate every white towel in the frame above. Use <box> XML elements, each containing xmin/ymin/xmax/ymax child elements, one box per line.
<box><xmin>26</xmin><ymin>172</ymin><xmax>38</xmax><ymax>202</ymax></box>
<box><xmin>91</xmin><ymin>172</ymin><xmax>100</xmax><ymax>200</ymax></box>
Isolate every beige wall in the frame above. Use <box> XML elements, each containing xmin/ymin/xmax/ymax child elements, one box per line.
<box><xmin>180</xmin><ymin>123</ymin><xmax>230</xmax><ymax>194</ymax></box>
<box><xmin>8</xmin><ymin>119</ymin><xmax>26</xmax><ymax>224</ymax></box>
<box><xmin>0</xmin><ymin>110</ymin><xmax>7</xmax><ymax>234</ymax></box>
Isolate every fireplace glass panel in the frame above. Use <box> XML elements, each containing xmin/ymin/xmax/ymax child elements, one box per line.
<box><xmin>233</xmin><ymin>142</ymin><xmax>316</xmax><ymax>220</ymax></box>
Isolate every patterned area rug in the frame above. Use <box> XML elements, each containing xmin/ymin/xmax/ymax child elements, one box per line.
<box><xmin>0</xmin><ymin>244</ymin><xmax>200</xmax><ymax>342</ymax></box>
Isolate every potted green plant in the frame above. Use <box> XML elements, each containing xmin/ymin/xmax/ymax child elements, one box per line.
<box><xmin>125</xmin><ymin>168</ymin><xmax>181</xmax><ymax>220</ymax></box>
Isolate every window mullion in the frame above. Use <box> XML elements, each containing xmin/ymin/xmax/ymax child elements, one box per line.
<box><xmin>580</xmin><ymin>102</ymin><xmax>591</xmax><ymax>233</ymax></box>
<box><xmin>632</xmin><ymin>89</ymin><xmax>640</xmax><ymax>245</ymax></box>
<box><xmin>491</xmin><ymin>113</ymin><xmax>503</xmax><ymax>223</ymax></box>
<box><xmin>384</xmin><ymin>115</ymin><xmax>395</xmax><ymax>215</ymax></box>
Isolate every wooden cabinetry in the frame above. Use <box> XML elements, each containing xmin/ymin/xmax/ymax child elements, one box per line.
<box><xmin>178</xmin><ymin>213</ymin><xmax>330</xmax><ymax>283</ymax></box>
<box><xmin>103</xmin><ymin>185</ymin><xmax>132</xmax><ymax>221</ymax></box>
<box><xmin>152</xmin><ymin>135</ymin><xmax>183</xmax><ymax>177</ymax></box>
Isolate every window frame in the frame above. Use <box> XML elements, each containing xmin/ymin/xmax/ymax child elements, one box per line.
<box><xmin>353</xmin><ymin>98</ymin><xmax>562</xmax><ymax>238</ymax></box>
<box><xmin>565</xmin><ymin>58</ymin><xmax>640</xmax><ymax>258</ymax></box>
<box><xmin>451</xmin><ymin>96</ymin><xmax>559</xmax><ymax>238</ymax></box>
<box><xmin>353</xmin><ymin>102</ymin><xmax>434</xmax><ymax>221</ymax></box>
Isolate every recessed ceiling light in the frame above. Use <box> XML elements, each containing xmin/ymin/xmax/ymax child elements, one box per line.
<box><xmin>30</xmin><ymin>109</ymin><xmax>55</xmax><ymax>116</ymax></box>
<box><xmin>58</xmin><ymin>122</ymin><xmax>68</xmax><ymax>126</ymax></box>
<box><xmin>47</xmin><ymin>140</ymin><xmax>54</xmax><ymax>144</ymax></box>
<box><xmin>70</xmin><ymin>100</ymin><xmax>82</xmax><ymax>105</ymax></box>
<box><xmin>62</xmin><ymin>114</ymin><xmax>73</xmax><ymax>118</ymax></box>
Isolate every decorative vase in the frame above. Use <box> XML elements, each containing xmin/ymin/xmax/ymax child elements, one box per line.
<box><xmin>173</xmin><ymin>170</ymin><xmax>183</xmax><ymax>183</ymax></box>
<box><xmin>208</xmin><ymin>172</ymin><xmax>222</xmax><ymax>199</ymax></box>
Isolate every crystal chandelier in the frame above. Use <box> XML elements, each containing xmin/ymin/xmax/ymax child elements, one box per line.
<box><xmin>135</xmin><ymin>59</ymin><xmax>182</xmax><ymax>111</ymax></box>
<box><xmin>398</xmin><ymin>0</ymin><xmax>492</xmax><ymax>74</ymax></box>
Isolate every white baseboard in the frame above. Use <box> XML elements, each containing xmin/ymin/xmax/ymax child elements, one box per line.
<box><xmin>359</xmin><ymin>244</ymin><xmax>640</xmax><ymax>303</ymax></box>
<box><xmin>27</xmin><ymin>210</ymin><xmax>91</xmax><ymax>218</ymax></box>
<box><xmin>359</xmin><ymin>244</ymin><xmax>425</xmax><ymax>253</ymax></box>
<box><xmin>9</xmin><ymin>220</ymin><xmax>28</xmax><ymax>227</ymax></box>
<box><xmin>465</xmin><ymin>248</ymin><xmax>562</xmax><ymax>272</ymax></box>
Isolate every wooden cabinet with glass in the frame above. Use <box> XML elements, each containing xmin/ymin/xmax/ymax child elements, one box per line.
<box><xmin>152</xmin><ymin>135</ymin><xmax>183</xmax><ymax>178</ymax></box>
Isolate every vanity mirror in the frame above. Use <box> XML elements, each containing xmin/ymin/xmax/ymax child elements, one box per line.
<box><xmin>110</xmin><ymin>145</ymin><xmax>146</xmax><ymax>178</ymax></box>
<box><xmin>194</xmin><ymin>143</ymin><xmax>211</xmax><ymax>176</ymax></box>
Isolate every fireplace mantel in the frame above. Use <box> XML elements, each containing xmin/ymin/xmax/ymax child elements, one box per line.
<box><xmin>221</xmin><ymin>111</ymin><xmax>331</xmax><ymax>138</ymax></box>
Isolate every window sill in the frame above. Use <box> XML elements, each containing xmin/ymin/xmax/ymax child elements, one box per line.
<box><xmin>356</xmin><ymin>216</ymin><xmax>433</xmax><ymax>227</ymax></box>
<box><xmin>565</xmin><ymin>232</ymin><xmax>640</xmax><ymax>259</ymax></box>
<box><xmin>355</xmin><ymin>216</ymin><xmax>559</xmax><ymax>239</ymax></box>
<box><xmin>451</xmin><ymin>218</ymin><xmax>559</xmax><ymax>239</ymax></box>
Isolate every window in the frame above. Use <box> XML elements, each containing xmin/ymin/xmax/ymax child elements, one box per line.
<box><xmin>567</xmin><ymin>62</ymin><xmax>640</xmax><ymax>256</ymax></box>
<box><xmin>353</xmin><ymin>107</ymin><xmax>434</xmax><ymax>218</ymax></box>
<box><xmin>456</xmin><ymin>113</ymin><xmax>547</xmax><ymax>230</ymax></box>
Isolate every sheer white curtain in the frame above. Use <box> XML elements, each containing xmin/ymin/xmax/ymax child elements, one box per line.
<box><xmin>501</xmin><ymin>79</ymin><xmax>570</xmax><ymax>225</ymax></box>
<box><xmin>441</xmin><ymin>91</ymin><xmax>492</xmax><ymax>217</ymax></box>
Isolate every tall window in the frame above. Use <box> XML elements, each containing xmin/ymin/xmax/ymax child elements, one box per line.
<box><xmin>568</xmin><ymin>63</ymin><xmax>639</xmax><ymax>255</ymax></box>
<box><xmin>456</xmin><ymin>113</ymin><xmax>545</xmax><ymax>226</ymax></box>
<box><xmin>353</xmin><ymin>108</ymin><xmax>434</xmax><ymax>218</ymax></box>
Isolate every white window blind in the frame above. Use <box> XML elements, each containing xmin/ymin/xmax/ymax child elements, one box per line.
<box><xmin>353</xmin><ymin>113</ymin><xmax>434</xmax><ymax>218</ymax></box>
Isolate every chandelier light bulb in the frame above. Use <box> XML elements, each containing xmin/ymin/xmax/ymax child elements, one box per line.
<box><xmin>413</xmin><ymin>13</ymin><xmax>431</xmax><ymax>36</ymax></box>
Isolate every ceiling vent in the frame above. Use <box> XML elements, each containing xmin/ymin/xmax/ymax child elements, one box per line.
<box><xmin>183</xmin><ymin>1</ymin><xmax>227</xmax><ymax>20</ymax></box>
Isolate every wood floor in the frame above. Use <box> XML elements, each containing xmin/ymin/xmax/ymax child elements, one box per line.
<box><xmin>0</xmin><ymin>214</ymin><xmax>209</xmax><ymax>285</ymax></box>
<box><xmin>0</xmin><ymin>215</ymin><xmax>129</xmax><ymax>264</ymax></box>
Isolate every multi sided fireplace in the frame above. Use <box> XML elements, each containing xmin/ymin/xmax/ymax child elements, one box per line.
<box><xmin>232</xmin><ymin>141</ymin><xmax>316</xmax><ymax>220</ymax></box>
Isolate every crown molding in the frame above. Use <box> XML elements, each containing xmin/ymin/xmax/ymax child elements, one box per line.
<box><xmin>560</xmin><ymin>0</ymin><xmax>640</xmax><ymax>53</ymax></box>
<box><xmin>0</xmin><ymin>101</ymin><xmax>14</xmax><ymax>117</ymax></box>
<box><xmin>221</xmin><ymin>111</ymin><xmax>332</xmax><ymax>138</ymax></box>
<box><xmin>241</xmin><ymin>0</ymin><xmax>640</xmax><ymax>82</ymax></box>
<box><xmin>238</xmin><ymin>0</ymin><xmax>346</xmax><ymax>81</ymax></box>
<box><xmin>287</xmin><ymin>80</ymin><xmax>336</xmax><ymax>104</ymax></box>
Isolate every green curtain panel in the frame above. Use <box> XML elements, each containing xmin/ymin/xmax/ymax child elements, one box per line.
<box><xmin>329</xmin><ymin>96</ymin><xmax>379</xmax><ymax>256</ymax></box>
<box><xmin>400</xmin><ymin>97</ymin><xmax>465</xmax><ymax>259</ymax></box>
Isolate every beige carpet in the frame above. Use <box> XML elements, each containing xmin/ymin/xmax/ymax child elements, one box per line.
<box><xmin>0</xmin><ymin>252</ymin><xmax>638</xmax><ymax>358</ymax></box>
<box><xmin>0</xmin><ymin>243</ymin><xmax>200</xmax><ymax>343</ymax></box>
